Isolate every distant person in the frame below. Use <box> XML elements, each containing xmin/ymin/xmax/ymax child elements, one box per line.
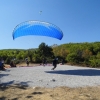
<box><xmin>26</xmin><ymin>60</ymin><xmax>29</xmax><ymax>66</ymax></box>
<box><xmin>0</xmin><ymin>59</ymin><xmax>5</xmax><ymax>70</ymax></box>
<box><xmin>0</xmin><ymin>59</ymin><xmax>3</xmax><ymax>70</ymax></box>
<box><xmin>51</xmin><ymin>58</ymin><xmax>58</xmax><ymax>70</ymax></box>
<box><xmin>10</xmin><ymin>61</ymin><xmax>16</xmax><ymax>67</ymax></box>
<box><xmin>10</xmin><ymin>61</ymin><xmax>13</xmax><ymax>67</ymax></box>
<box><xmin>25</xmin><ymin>58</ymin><xmax>29</xmax><ymax>66</ymax></box>
<box><xmin>61</xmin><ymin>59</ymin><xmax>64</xmax><ymax>65</ymax></box>
<box><xmin>1</xmin><ymin>59</ymin><xmax>4</xmax><ymax>64</ymax></box>
<box><xmin>42</xmin><ymin>58</ymin><xmax>46</xmax><ymax>66</ymax></box>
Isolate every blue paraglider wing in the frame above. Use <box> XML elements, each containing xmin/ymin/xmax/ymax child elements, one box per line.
<box><xmin>12</xmin><ymin>21</ymin><xmax>63</xmax><ymax>40</ymax></box>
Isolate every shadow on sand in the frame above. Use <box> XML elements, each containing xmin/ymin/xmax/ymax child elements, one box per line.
<box><xmin>0</xmin><ymin>74</ymin><xmax>9</xmax><ymax>78</ymax></box>
<box><xmin>0</xmin><ymin>80</ymin><xmax>32</xmax><ymax>87</ymax></box>
<box><xmin>45</xmin><ymin>69</ymin><xmax>100</xmax><ymax>76</ymax></box>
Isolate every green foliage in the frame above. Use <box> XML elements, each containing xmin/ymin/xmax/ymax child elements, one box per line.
<box><xmin>96</xmin><ymin>52</ymin><xmax>100</xmax><ymax>59</ymax></box>
<box><xmin>37</xmin><ymin>42</ymin><xmax>54</xmax><ymax>60</ymax></box>
<box><xmin>0</xmin><ymin>43</ymin><xmax>54</xmax><ymax>64</ymax></box>
<box><xmin>53</xmin><ymin>42</ymin><xmax>100</xmax><ymax>68</ymax></box>
<box><xmin>89</xmin><ymin>59</ymin><xmax>100</xmax><ymax>67</ymax></box>
<box><xmin>1</xmin><ymin>42</ymin><xmax>100</xmax><ymax>68</ymax></box>
<box><xmin>66</xmin><ymin>53</ymin><xmax>79</xmax><ymax>64</ymax></box>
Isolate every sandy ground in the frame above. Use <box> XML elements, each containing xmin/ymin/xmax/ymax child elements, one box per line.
<box><xmin>1</xmin><ymin>63</ymin><xmax>100</xmax><ymax>100</ymax></box>
<box><xmin>0</xmin><ymin>85</ymin><xmax>100</xmax><ymax>100</ymax></box>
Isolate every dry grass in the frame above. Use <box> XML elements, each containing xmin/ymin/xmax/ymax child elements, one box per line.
<box><xmin>0</xmin><ymin>85</ymin><xmax>100</xmax><ymax>100</ymax></box>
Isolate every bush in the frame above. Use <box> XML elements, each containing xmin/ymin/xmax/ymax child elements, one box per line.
<box><xmin>90</xmin><ymin>59</ymin><xmax>100</xmax><ymax>68</ymax></box>
<box><xmin>66</xmin><ymin>53</ymin><xmax>79</xmax><ymax>64</ymax></box>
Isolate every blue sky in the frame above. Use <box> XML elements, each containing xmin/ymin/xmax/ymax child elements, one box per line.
<box><xmin>0</xmin><ymin>0</ymin><xmax>100</xmax><ymax>49</ymax></box>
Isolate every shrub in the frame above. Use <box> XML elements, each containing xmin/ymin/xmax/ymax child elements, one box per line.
<box><xmin>90</xmin><ymin>59</ymin><xmax>100</xmax><ymax>68</ymax></box>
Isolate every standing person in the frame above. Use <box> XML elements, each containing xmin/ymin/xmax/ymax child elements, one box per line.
<box><xmin>1</xmin><ymin>59</ymin><xmax>5</xmax><ymax>67</ymax></box>
<box><xmin>42</xmin><ymin>58</ymin><xmax>46</xmax><ymax>66</ymax></box>
<box><xmin>61</xmin><ymin>59</ymin><xmax>64</xmax><ymax>65</ymax></box>
<box><xmin>1</xmin><ymin>59</ymin><xmax>4</xmax><ymax>65</ymax></box>
<box><xmin>0</xmin><ymin>59</ymin><xmax>2</xmax><ymax>70</ymax></box>
<box><xmin>51</xmin><ymin>58</ymin><xmax>58</xmax><ymax>70</ymax></box>
<box><xmin>25</xmin><ymin>57</ymin><xmax>29</xmax><ymax>66</ymax></box>
<box><xmin>0</xmin><ymin>59</ymin><xmax>5</xmax><ymax>70</ymax></box>
<box><xmin>26</xmin><ymin>60</ymin><xmax>29</xmax><ymax>66</ymax></box>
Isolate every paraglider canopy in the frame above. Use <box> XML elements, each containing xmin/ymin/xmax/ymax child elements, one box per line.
<box><xmin>12</xmin><ymin>20</ymin><xmax>63</xmax><ymax>40</ymax></box>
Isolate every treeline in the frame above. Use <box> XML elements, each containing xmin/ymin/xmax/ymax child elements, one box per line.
<box><xmin>0</xmin><ymin>42</ymin><xmax>100</xmax><ymax>68</ymax></box>
<box><xmin>0</xmin><ymin>43</ymin><xmax>54</xmax><ymax>64</ymax></box>
<box><xmin>53</xmin><ymin>42</ymin><xmax>100</xmax><ymax>68</ymax></box>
